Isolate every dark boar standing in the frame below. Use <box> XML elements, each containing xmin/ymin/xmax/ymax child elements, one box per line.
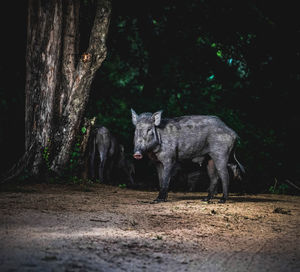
<box><xmin>89</xmin><ymin>126</ymin><xmax>134</xmax><ymax>184</ymax></box>
<box><xmin>131</xmin><ymin>109</ymin><xmax>244</xmax><ymax>203</ymax></box>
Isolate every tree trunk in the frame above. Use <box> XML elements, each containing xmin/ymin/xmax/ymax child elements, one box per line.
<box><xmin>2</xmin><ymin>0</ymin><xmax>111</xmax><ymax>182</ymax></box>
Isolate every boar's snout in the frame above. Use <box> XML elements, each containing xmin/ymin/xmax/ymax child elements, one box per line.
<box><xmin>133</xmin><ymin>151</ymin><xmax>143</xmax><ymax>160</ymax></box>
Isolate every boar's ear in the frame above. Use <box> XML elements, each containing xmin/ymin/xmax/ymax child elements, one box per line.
<box><xmin>152</xmin><ymin>110</ymin><xmax>163</xmax><ymax>126</ymax></box>
<box><xmin>131</xmin><ymin>108</ymin><xmax>138</xmax><ymax>126</ymax></box>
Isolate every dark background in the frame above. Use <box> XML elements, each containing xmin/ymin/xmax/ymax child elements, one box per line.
<box><xmin>1</xmin><ymin>0</ymin><xmax>299</xmax><ymax>193</ymax></box>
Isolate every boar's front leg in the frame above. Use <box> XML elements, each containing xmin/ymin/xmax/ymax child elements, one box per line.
<box><xmin>154</xmin><ymin>162</ymin><xmax>174</xmax><ymax>202</ymax></box>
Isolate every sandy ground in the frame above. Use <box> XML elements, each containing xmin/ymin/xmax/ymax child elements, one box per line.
<box><xmin>0</xmin><ymin>183</ymin><xmax>300</xmax><ymax>272</ymax></box>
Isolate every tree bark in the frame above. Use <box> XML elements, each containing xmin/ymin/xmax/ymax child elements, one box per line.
<box><xmin>25</xmin><ymin>0</ymin><xmax>63</xmax><ymax>176</ymax></box>
<box><xmin>2</xmin><ymin>0</ymin><xmax>111</xmax><ymax>182</ymax></box>
<box><xmin>51</xmin><ymin>0</ymin><xmax>111</xmax><ymax>173</ymax></box>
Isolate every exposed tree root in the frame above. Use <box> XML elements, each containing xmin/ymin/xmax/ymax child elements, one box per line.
<box><xmin>1</xmin><ymin>142</ymin><xmax>36</xmax><ymax>184</ymax></box>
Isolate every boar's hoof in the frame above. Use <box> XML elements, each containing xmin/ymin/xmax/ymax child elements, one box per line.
<box><xmin>152</xmin><ymin>198</ymin><xmax>167</xmax><ymax>204</ymax></box>
<box><xmin>202</xmin><ymin>196</ymin><xmax>213</xmax><ymax>202</ymax></box>
<box><xmin>153</xmin><ymin>191</ymin><xmax>168</xmax><ymax>203</ymax></box>
<box><xmin>218</xmin><ymin>198</ymin><xmax>227</xmax><ymax>204</ymax></box>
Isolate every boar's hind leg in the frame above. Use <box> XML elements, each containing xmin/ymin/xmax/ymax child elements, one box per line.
<box><xmin>210</xmin><ymin>154</ymin><xmax>230</xmax><ymax>203</ymax></box>
<box><xmin>203</xmin><ymin>159</ymin><xmax>219</xmax><ymax>202</ymax></box>
<box><xmin>98</xmin><ymin>152</ymin><xmax>107</xmax><ymax>183</ymax></box>
<box><xmin>99</xmin><ymin>159</ymin><xmax>105</xmax><ymax>182</ymax></box>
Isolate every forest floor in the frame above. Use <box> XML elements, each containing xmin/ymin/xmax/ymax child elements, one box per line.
<box><xmin>0</xmin><ymin>183</ymin><xmax>300</xmax><ymax>272</ymax></box>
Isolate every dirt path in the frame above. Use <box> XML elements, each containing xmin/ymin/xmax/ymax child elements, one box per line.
<box><xmin>0</xmin><ymin>184</ymin><xmax>300</xmax><ymax>271</ymax></box>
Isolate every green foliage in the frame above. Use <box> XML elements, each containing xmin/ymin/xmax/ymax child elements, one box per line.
<box><xmin>69</xmin><ymin>142</ymin><xmax>81</xmax><ymax>172</ymax></box>
<box><xmin>105</xmin><ymin>56</ymin><xmax>140</xmax><ymax>88</ymax></box>
<box><xmin>216</xmin><ymin>50</ymin><xmax>223</xmax><ymax>58</ymax></box>
<box><xmin>269</xmin><ymin>183</ymin><xmax>289</xmax><ymax>195</ymax></box>
<box><xmin>42</xmin><ymin>141</ymin><xmax>51</xmax><ymax>170</ymax></box>
<box><xmin>43</xmin><ymin>146</ymin><xmax>50</xmax><ymax>165</ymax></box>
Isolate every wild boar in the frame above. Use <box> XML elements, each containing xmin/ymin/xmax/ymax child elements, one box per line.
<box><xmin>89</xmin><ymin>126</ymin><xmax>134</xmax><ymax>184</ymax></box>
<box><xmin>131</xmin><ymin>109</ymin><xmax>244</xmax><ymax>203</ymax></box>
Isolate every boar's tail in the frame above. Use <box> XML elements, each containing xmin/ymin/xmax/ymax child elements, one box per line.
<box><xmin>228</xmin><ymin>147</ymin><xmax>245</xmax><ymax>180</ymax></box>
<box><xmin>233</xmin><ymin>151</ymin><xmax>245</xmax><ymax>174</ymax></box>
